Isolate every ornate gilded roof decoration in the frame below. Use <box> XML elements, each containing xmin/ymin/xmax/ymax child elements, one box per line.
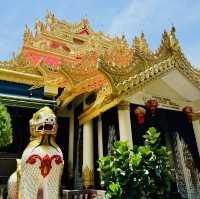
<box><xmin>0</xmin><ymin>53</ymin><xmax>40</xmax><ymax>75</ymax></box>
<box><xmin>132</xmin><ymin>32</ymin><xmax>151</xmax><ymax>56</ymax></box>
<box><xmin>0</xmin><ymin>12</ymin><xmax>200</xmax><ymax>123</ymax></box>
<box><xmin>22</xmin><ymin>11</ymin><xmax>116</xmax><ymax>69</ymax></box>
<box><xmin>24</xmin><ymin>10</ymin><xmax>94</xmax><ymax>47</ymax></box>
<box><xmin>97</xmin><ymin>26</ymin><xmax>187</xmax><ymax>95</ymax></box>
<box><xmin>104</xmin><ymin>35</ymin><xmax>132</xmax><ymax>67</ymax></box>
<box><xmin>79</xmin><ymin>27</ymin><xmax>200</xmax><ymax>124</ymax></box>
<box><xmin>23</xmin><ymin>25</ymin><xmax>33</xmax><ymax>45</ymax></box>
<box><xmin>45</xmin><ymin>11</ymin><xmax>55</xmax><ymax>31</ymax></box>
<box><xmin>155</xmin><ymin>26</ymin><xmax>180</xmax><ymax>59</ymax></box>
<box><xmin>58</xmin><ymin>51</ymin><xmax>107</xmax><ymax>107</ymax></box>
<box><xmin>0</xmin><ymin>53</ymin><xmax>43</xmax><ymax>86</ymax></box>
<box><xmin>44</xmin><ymin>10</ymin><xmax>93</xmax><ymax>35</ymax></box>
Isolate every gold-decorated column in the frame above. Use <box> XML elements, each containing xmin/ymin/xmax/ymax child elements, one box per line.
<box><xmin>118</xmin><ymin>100</ymin><xmax>133</xmax><ymax>146</ymax></box>
<box><xmin>82</xmin><ymin>117</ymin><xmax>94</xmax><ymax>188</ymax></box>
<box><xmin>98</xmin><ymin>116</ymin><xmax>103</xmax><ymax>158</ymax></box>
<box><xmin>67</xmin><ymin>109</ymin><xmax>74</xmax><ymax>179</ymax></box>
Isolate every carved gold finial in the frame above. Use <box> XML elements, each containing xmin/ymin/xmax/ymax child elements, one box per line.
<box><xmin>35</xmin><ymin>19</ymin><xmax>44</xmax><ymax>34</ymax></box>
<box><xmin>171</xmin><ymin>25</ymin><xmax>176</xmax><ymax>33</ymax></box>
<box><xmin>162</xmin><ymin>27</ymin><xmax>179</xmax><ymax>51</ymax></box>
<box><xmin>23</xmin><ymin>25</ymin><xmax>32</xmax><ymax>44</ymax></box>
<box><xmin>103</xmin><ymin>36</ymin><xmax>132</xmax><ymax>67</ymax></box>
<box><xmin>132</xmin><ymin>36</ymin><xmax>139</xmax><ymax>52</ymax></box>
<box><xmin>46</xmin><ymin>10</ymin><xmax>55</xmax><ymax>30</ymax></box>
<box><xmin>82</xmin><ymin>16</ymin><xmax>89</xmax><ymax>25</ymax></box>
<box><xmin>121</xmin><ymin>34</ymin><xmax>126</xmax><ymax>41</ymax></box>
<box><xmin>24</xmin><ymin>24</ymin><xmax>30</xmax><ymax>34</ymax></box>
<box><xmin>132</xmin><ymin>32</ymin><xmax>150</xmax><ymax>55</ymax></box>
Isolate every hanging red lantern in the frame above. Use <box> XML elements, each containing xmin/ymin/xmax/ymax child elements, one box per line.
<box><xmin>145</xmin><ymin>99</ymin><xmax>158</xmax><ymax>115</ymax></box>
<box><xmin>134</xmin><ymin>106</ymin><xmax>146</xmax><ymax>124</ymax></box>
<box><xmin>182</xmin><ymin>106</ymin><xmax>193</xmax><ymax>122</ymax></box>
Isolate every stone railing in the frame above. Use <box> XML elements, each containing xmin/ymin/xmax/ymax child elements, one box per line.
<box><xmin>63</xmin><ymin>189</ymin><xmax>105</xmax><ymax>199</ymax></box>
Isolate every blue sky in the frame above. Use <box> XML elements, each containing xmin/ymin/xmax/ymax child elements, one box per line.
<box><xmin>0</xmin><ymin>0</ymin><xmax>200</xmax><ymax>67</ymax></box>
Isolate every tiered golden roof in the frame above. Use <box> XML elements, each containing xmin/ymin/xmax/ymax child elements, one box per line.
<box><xmin>79</xmin><ymin>27</ymin><xmax>200</xmax><ymax>123</ymax></box>
<box><xmin>0</xmin><ymin>13</ymin><xmax>200</xmax><ymax>123</ymax></box>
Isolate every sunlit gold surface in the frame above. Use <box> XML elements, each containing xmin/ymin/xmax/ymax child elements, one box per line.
<box><xmin>0</xmin><ymin>13</ymin><xmax>200</xmax><ymax>123</ymax></box>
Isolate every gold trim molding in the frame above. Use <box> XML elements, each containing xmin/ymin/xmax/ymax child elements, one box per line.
<box><xmin>0</xmin><ymin>68</ymin><xmax>43</xmax><ymax>85</ymax></box>
<box><xmin>118</xmin><ymin>100</ymin><xmax>130</xmax><ymax>110</ymax></box>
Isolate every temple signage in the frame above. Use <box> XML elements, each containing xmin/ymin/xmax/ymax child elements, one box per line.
<box><xmin>143</xmin><ymin>95</ymin><xmax>180</xmax><ymax>110</ymax></box>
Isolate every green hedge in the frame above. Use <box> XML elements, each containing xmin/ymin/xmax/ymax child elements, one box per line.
<box><xmin>0</xmin><ymin>102</ymin><xmax>13</xmax><ymax>147</ymax></box>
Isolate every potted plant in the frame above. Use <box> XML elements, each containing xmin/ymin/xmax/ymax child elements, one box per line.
<box><xmin>0</xmin><ymin>102</ymin><xmax>13</xmax><ymax>148</ymax></box>
<box><xmin>98</xmin><ymin>127</ymin><xmax>173</xmax><ymax>199</ymax></box>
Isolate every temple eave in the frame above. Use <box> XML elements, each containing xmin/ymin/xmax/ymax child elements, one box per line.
<box><xmin>79</xmin><ymin>97</ymin><xmax>121</xmax><ymax>124</ymax></box>
<box><xmin>0</xmin><ymin>68</ymin><xmax>43</xmax><ymax>86</ymax></box>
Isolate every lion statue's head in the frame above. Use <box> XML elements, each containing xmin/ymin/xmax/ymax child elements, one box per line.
<box><xmin>29</xmin><ymin>107</ymin><xmax>57</xmax><ymax>140</ymax></box>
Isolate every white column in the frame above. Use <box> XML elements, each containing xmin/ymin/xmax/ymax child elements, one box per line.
<box><xmin>118</xmin><ymin>101</ymin><xmax>133</xmax><ymax>146</ymax></box>
<box><xmin>98</xmin><ymin>116</ymin><xmax>103</xmax><ymax>158</ymax></box>
<box><xmin>82</xmin><ymin>119</ymin><xmax>94</xmax><ymax>188</ymax></box>
<box><xmin>192</xmin><ymin>118</ymin><xmax>200</xmax><ymax>156</ymax></box>
<box><xmin>68</xmin><ymin>110</ymin><xmax>74</xmax><ymax>179</ymax></box>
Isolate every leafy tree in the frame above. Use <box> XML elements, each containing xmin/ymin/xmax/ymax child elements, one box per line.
<box><xmin>0</xmin><ymin>102</ymin><xmax>13</xmax><ymax>147</ymax></box>
<box><xmin>98</xmin><ymin>127</ymin><xmax>173</xmax><ymax>199</ymax></box>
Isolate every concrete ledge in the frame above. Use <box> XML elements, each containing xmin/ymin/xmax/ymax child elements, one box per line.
<box><xmin>63</xmin><ymin>189</ymin><xmax>105</xmax><ymax>199</ymax></box>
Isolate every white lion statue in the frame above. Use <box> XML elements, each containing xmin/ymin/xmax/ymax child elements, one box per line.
<box><xmin>8</xmin><ymin>107</ymin><xmax>64</xmax><ymax>199</ymax></box>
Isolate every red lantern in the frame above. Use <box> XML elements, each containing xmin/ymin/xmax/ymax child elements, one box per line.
<box><xmin>145</xmin><ymin>99</ymin><xmax>158</xmax><ymax>115</ymax></box>
<box><xmin>134</xmin><ymin>106</ymin><xmax>146</xmax><ymax>124</ymax></box>
<box><xmin>182</xmin><ymin>106</ymin><xmax>193</xmax><ymax>122</ymax></box>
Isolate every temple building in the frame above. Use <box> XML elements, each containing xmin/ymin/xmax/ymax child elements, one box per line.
<box><xmin>1</xmin><ymin>12</ymin><xmax>200</xmax><ymax>198</ymax></box>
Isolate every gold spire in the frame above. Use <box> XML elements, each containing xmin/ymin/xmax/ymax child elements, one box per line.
<box><xmin>45</xmin><ymin>10</ymin><xmax>55</xmax><ymax>31</ymax></box>
<box><xmin>132</xmin><ymin>32</ymin><xmax>150</xmax><ymax>55</ymax></box>
<box><xmin>35</xmin><ymin>19</ymin><xmax>45</xmax><ymax>35</ymax></box>
<box><xmin>23</xmin><ymin>25</ymin><xmax>33</xmax><ymax>45</ymax></box>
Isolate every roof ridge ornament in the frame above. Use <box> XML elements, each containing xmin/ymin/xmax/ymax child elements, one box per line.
<box><xmin>132</xmin><ymin>32</ymin><xmax>151</xmax><ymax>56</ymax></box>
<box><xmin>157</xmin><ymin>26</ymin><xmax>180</xmax><ymax>54</ymax></box>
<box><xmin>23</xmin><ymin>25</ymin><xmax>33</xmax><ymax>45</ymax></box>
<box><xmin>46</xmin><ymin>10</ymin><xmax>55</xmax><ymax>31</ymax></box>
<box><xmin>35</xmin><ymin>19</ymin><xmax>45</xmax><ymax>35</ymax></box>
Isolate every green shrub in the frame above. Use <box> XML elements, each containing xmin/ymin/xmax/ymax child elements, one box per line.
<box><xmin>98</xmin><ymin>127</ymin><xmax>172</xmax><ymax>199</ymax></box>
<box><xmin>0</xmin><ymin>102</ymin><xmax>13</xmax><ymax>147</ymax></box>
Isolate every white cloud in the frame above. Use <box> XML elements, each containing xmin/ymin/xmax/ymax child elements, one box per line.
<box><xmin>107</xmin><ymin>0</ymin><xmax>200</xmax><ymax>66</ymax></box>
<box><xmin>108</xmin><ymin>0</ymin><xmax>155</xmax><ymax>36</ymax></box>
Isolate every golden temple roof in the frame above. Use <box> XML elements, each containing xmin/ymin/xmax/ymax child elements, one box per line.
<box><xmin>0</xmin><ymin>13</ymin><xmax>200</xmax><ymax>123</ymax></box>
